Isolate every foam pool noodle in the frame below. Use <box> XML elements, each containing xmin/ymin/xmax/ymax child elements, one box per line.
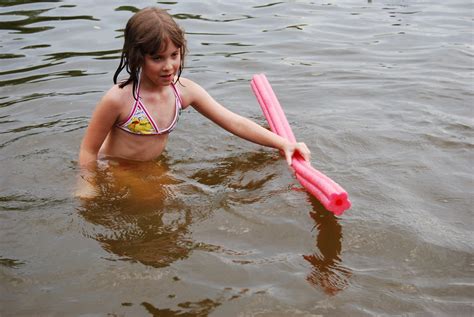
<box><xmin>250</xmin><ymin>73</ymin><xmax>351</xmax><ymax>215</ymax></box>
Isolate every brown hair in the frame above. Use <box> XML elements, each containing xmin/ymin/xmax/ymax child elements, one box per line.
<box><xmin>113</xmin><ymin>7</ymin><xmax>186</xmax><ymax>97</ymax></box>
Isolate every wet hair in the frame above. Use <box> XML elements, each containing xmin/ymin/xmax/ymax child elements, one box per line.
<box><xmin>113</xmin><ymin>7</ymin><xmax>186</xmax><ymax>98</ymax></box>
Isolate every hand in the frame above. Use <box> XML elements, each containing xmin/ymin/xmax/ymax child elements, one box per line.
<box><xmin>74</xmin><ymin>169</ymin><xmax>98</xmax><ymax>199</ymax></box>
<box><xmin>283</xmin><ymin>142</ymin><xmax>311</xmax><ymax>166</ymax></box>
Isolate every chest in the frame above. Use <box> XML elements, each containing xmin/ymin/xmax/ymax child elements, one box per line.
<box><xmin>121</xmin><ymin>89</ymin><xmax>178</xmax><ymax>131</ymax></box>
<box><xmin>139</xmin><ymin>93</ymin><xmax>177</xmax><ymax>129</ymax></box>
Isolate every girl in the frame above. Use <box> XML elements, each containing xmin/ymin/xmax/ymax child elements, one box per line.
<box><xmin>78</xmin><ymin>7</ymin><xmax>310</xmax><ymax>184</ymax></box>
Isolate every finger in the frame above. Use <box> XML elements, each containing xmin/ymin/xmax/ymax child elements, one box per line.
<box><xmin>297</xmin><ymin>143</ymin><xmax>311</xmax><ymax>161</ymax></box>
<box><xmin>285</xmin><ymin>150</ymin><xmax>293</xmax><ymax>166</ymax></box>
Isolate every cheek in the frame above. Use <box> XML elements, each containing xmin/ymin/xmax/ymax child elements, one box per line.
<box><xmin>173</xmin><ymin>58</ymin><xmax>182</xmax><ymax>68</ymax></box>
<box><xmin>144</xmin><ymin>61</ymin><xmax>161</xmax><ymax>73</ymax></box>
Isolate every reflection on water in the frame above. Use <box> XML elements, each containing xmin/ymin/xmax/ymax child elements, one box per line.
<box><xmin>77</xmin><ymin>153</ymin><xmax>352</xmax><ymax>298</ymax></box>
<box><xmin>304</xmin><ymin>197</ymin><xmax>352</xmax><ymax>295</ymax></box>
<box><xmin>77</xmin><ymin>157</ymin><xmax>196</xmax><ymax>268</ymax></box>
<box><xmin>77</xmin><ymin>151</ymin><xmax>282</xmax><ymax>268</ymax></box>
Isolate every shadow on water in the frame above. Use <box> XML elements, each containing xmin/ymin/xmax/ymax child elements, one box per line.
<box><xmin>303</xmin><ymin>195</ymin><xmax>352</xmax><ymax>296</ymax></box>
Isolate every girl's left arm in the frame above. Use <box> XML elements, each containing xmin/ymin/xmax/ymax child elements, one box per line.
<box><xmin>180</xmin><ymin>78</ymin><xmax>310</xmax><ymax>165</ymax></box>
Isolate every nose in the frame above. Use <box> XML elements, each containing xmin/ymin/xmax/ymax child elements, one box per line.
<box><xmin>163</xmin><ymin>58</ymin><xmax>173</xmax><ymax>71</ymax></box>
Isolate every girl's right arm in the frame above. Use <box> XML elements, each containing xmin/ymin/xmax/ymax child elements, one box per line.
<box><xmin>76</xmin><ymin>91</ymin><xmax>121</xmax><ymax>199</ymax></box>
<box><xmin>179</xmin><ymin>78</ymin><xmax>311</xmax><ymax>165</ymax></box>
<box><xmin>79</xmin><ymin>89</ymin><xmax>121</xmax><ymax>168</ymax></box>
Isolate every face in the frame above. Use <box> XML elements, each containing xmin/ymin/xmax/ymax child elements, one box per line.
<box><xmin>142</xmin><ymin>40</ymin><xmax>181</xmax><ymax>86</ymax></box>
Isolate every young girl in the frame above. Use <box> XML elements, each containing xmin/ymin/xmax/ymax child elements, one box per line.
<box><xmin>78</xmin><ymin>7</ymin><xmax>310</xmax><ymax>185</ymax></box>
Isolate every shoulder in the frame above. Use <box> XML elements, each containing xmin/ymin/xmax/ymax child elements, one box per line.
<box><xmin>175</xmin><ymin>77</ymin><xmax>203</xmax><ymax>95</ymax></box>
<box><xmin>98</xmin><ymin>84</ymin><xmax>133</xmax><ymax>112</ymax></box>
<box><xmin>175</xmin><ymin>77</ymin><xmax>210</xmax><ymax>109</ymax></box>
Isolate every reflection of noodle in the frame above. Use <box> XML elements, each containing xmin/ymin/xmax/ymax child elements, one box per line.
<box><xmin>304</xmin><ymin>201</ymin><xmax>352</xmax><ymax>295</ymax></box>
<box><xmin>304</xmin><ymin>253</ymin><xmax>352</xmax><ymax>296</ymax></box>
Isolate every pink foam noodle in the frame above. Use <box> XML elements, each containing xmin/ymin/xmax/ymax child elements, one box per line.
<box><xmin>251</xmin><ymin>80</ymin><xmax>278</xmax><ymax>135</ymax></box>
<box><xmin>251</xmin><ymin>74</ymin><xmax>296</xmax><ymax>143</ymax></box>
<box><xmin>293</xmin><ymin>157</ymin><xmax>351</xmax><ymax>215</ymax></box>
<box><xmin>296</xmin><ymin>174</ymin><xmax>330</xmax><ymax>206</ymax></box>
<box><xmin>293</xmin><ymin>158</ymin><xmax>346</xmax><ymax>196</ymax></box>
<box><xmin>250</xmin><ymin>73</ymin><xmax>351</xmax><ymax>215</ymax></box>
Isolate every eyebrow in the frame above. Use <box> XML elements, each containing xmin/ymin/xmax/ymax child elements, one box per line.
<box><xmin>152</xmin><ymin>49</ymin><xmax>179</xmax><ymax>57</ymax></box>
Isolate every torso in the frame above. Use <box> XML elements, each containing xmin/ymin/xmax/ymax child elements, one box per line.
<box><xmin>98</xmin><ymin>78</ymin><xmax>186</xmax><ymax>161</ymax></box>
<box><xmin>115</xmin><ymin>81</ymin><xmax>182</xmax><ymax>135</ymax></box>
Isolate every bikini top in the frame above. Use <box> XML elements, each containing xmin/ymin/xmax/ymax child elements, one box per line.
<box><xmin>116</xmin><ymin>79</ymin><xmax>182</xmax><ymax>135</ymax></box>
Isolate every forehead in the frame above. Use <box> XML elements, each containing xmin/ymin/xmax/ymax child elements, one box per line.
<box><xmin>154</xmin><ymin>39</ymin><xmax>180</xmax><ymax>55</ymax></box>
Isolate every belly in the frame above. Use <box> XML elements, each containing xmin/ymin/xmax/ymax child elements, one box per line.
<box><xmin>99</xmin><ymin>127</ymin><xmax>169</xmax><ymax>161</ymax></box>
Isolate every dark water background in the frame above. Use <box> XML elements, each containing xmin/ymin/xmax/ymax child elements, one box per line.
<box><xmin>0</xmin><ymin>0</ymin><xmax>473</xmax><ymax>316</ymax></box>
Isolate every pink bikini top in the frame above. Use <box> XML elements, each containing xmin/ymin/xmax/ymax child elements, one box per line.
<box><xmin>116</xmin><ymin>80</ymin><xmax>182</xmax><ymax>135</ymax></box>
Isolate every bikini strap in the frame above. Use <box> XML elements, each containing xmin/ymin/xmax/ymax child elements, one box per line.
<box><xmin>171</xmin><ymin>82</ymin><xmax>183</xmax><ymax>109</ymax></box>
<box><xmin>135</xmin><ymin>70</ymin><xmax>142</xmax><ymax>99</ymax></box>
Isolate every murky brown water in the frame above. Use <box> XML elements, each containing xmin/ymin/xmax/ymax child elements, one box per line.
<box><xmin>1</xmin><ymin>0</ymin><xmax>473</xmax><ymax>316</ymax></box>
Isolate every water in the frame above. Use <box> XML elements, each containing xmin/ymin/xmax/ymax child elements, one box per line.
<box><xmin>1</xmin><ymin>0</ymin><xmax>473</xmax><ymax>315</ymax></box>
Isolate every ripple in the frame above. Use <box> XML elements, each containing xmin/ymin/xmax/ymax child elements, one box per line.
<box><xmin>0</xmin><ymin>193</ymin><xmax>67</xmax><ymax>212</ymax></box>
<box><xmin>0</xmin><ymin>69</ymin><xmax>104</xmax><ymax>87</ymax></box>
<box><xmin>43</xmin><ymin>49</ymin><xmax>121</xmax><ymax>61</ymax></box>
<box><xmin>114</xmin><ymin>5</ymin><xmax>139</xmax><ymax>13</ymax></box>
<box><xmin>0</xmin><ymin>0</ymin><xmax>61</xmax><ymax>7</ymax></box>
<box><xmin>173</xmin><ymin>13</ymin><xmax>254</xmax><ymax>23</ymax></box>
<box><xmin>0</xmin><ymin>53</ymin><xmax>25</xmax><ymax>59</ymax></box>
<box><xmin>0</xmin><ymin>61</ymin><xmax>63</xmax><ymax>77</ymax></box>
<box><xmin>20</xmin><ymin>43</ymin><xmax>51</xmax><ymax>49</ymax></box>
<box><xmin>0</xmin><ymin>116</ymin><xmax>87</xmax><ymax>149</ymax></box>
<box><xmin>0</xmin><ymin>256</ymin><xmax>25</xmax><ymax>268</ymax></box>
<box><xmin>0</xmin><ymin>91</ymin><xmax>101</xmax><ymax>109</ymax></box>
<box><xmin>0</xmin><ymin>7</ymin><xmax>98</xmax><ymax>34</ymax></box>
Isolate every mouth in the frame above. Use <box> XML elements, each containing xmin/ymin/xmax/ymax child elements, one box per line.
<box><xmin>161</xmin><ymin>74</ymin><xmax>173</xmax><ymax>80</ymax></box>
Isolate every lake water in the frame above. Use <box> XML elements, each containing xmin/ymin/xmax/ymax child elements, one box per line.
<box><xmin>1</xmin><ymin>0</ymin><xmax>473</xmax><ymax>316</ymax></box>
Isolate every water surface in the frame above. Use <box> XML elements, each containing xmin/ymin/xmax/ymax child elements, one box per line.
<box><xmin>1</xmin><ymin>0</ymin><xmax>473</xmax><ymax>316</ymax></box>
